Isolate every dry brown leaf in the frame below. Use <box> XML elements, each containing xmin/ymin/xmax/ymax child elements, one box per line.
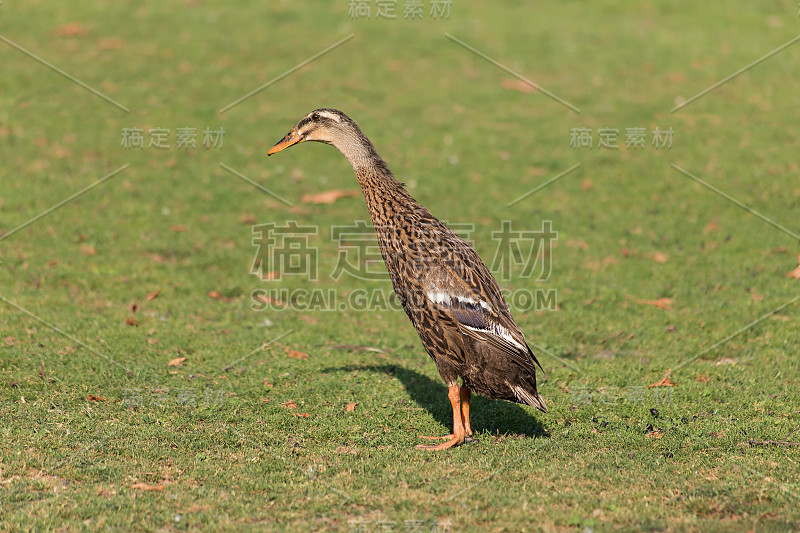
<box><xmin>345</xmin><ymin>402</ymin><xmax>356</xmax><ymax>412</ymax></box>
<box><xmin>581</xmin><ymin>178</ymin><xmax>593</xmax><ymax>191</ymax></box>
<box><xmin>648</xmin><ymin>376</ymin><xmax>675</xmax><ymax>388</ymax></box>
<box><xmin>651</xmin><ymin>252</ymin><xmax>669</xmax><ymax>264</ymax></box>
<box><xmin>145</xmin><ymin>289</ymin><xmax>161</xmax><ymax>301</ymax></box>
<box><xmin>207</xmin><ymin>291</ymin><xmax>222</xmax><ymax>299</ymax></box>
<box><xmin>131</xmin><ymin>483</ymin><xmax>164</xmax><ymax>491</ymax></box>
<box><xmin>167</xmin><ymin>356</ymin><xmax>187</xmax><ymax>367</ymax></box>
<box><xmin>703</xmin><ymin>221</ymin><xmax>718</xmax><ymax>234</ymax></box>
<box><xmin>128</xmin><ymin>303</ymin><xmax>139</xmax><ymax>313</ymax></box>
<box><xmin>291</xmin><ymin>412</ymin><xmax>310</xmax><ymax>418</ymax></box>
<box><xmin>784</xmin><ymin>254</ymin><xmax>800</xmax><ymax>279</ymax></box>
<box><xmin>696</xmin><ymin>375</ymin><xmax>710</xmax><ymax>383</ymax></box>
<box><xmin>750</xmin><ymin>291</ymin><xmax>764</xmax><ymax>302</ymax></box>
<box><xmin>80</xmin><ymin>244</ymin><xmax>97</xmax><ymax>256</ymax></box>
<box><xmin>87</xmin><ymin>395</ymin><xmax>106</xmax><ymax>402</ymax></box>
<box><xmin>263</xmin><ymin>379</ymin><xmax>273</xmax><ymax>388</ymax></box>
<box><xmin>125</xmin><ymin>316</ymin><xmax>139</xmax><ymax>326</ymax></box>
<box><xmin>286</xmin><ymin>348</ymin><xmax>309</xmax><ymax>360</ymax></box>
<box><xmin>55</xmin><ymin>23</ymin><xmax>88</xmax><ymax>37</ymax></box>
<box><xmin>637</xmin><ymin>298</ymin><xmax>673</xmax><ymax>310</ymax></box>
<box><xmin>255</xmin><ymin>293</ymin><xmax>285</xmax><ymax>306</ymax></box>
<box><xmin>301</xmin><ymin>189</ymin><xmax>360</xmax><ymax>205</ymax></box>
<box><xmin>501</xmin><ymin>78</ymin><xmax>536</xmax><ymax>93</ymax></box>
<box><xmin>646</xmin><ymin>429</ymin><xmax>664</xmax><ymax>439</ymax></box>
<box><xmin>282</xmin><ymin>400</ymin><xmax>298</xmax><ymax>409</ymax></box>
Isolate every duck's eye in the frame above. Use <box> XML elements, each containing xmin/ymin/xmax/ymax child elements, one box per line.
<box><xmin>311</xmin><ymin>112</ymin><xmax>320</xmax><ymax>121</ymax></box>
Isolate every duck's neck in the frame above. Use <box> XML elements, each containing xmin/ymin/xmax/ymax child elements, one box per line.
<box><xmin>330</xmin><ymin>127</ymin><xmax>386</xmax><ymax>173</ymax></box>
<box><xmin>354</xmin><ymin>162</ymin><xmax>421</xmax><ymax>225</ymax></box>
<box><xmin>331</xmin><ymin>130</ymin><xmax>420</xmax><ymax>219</ymax></box>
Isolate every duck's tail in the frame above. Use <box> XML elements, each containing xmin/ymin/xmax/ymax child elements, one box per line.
<box><xmin>510</xmin><ymin>384</ymin><xmax>547</xmax><ymax>413</ymax></box>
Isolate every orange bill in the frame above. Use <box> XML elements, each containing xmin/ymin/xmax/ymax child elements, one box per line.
<box><xmin>267</xmin><ymin>127</ymin><xmax>304</xmax><ymax>155</ymax></box>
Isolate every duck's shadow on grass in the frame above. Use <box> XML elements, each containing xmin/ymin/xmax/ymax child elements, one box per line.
<box><xmin>324</xmin><ymin>364</ymin><xmax>549</xmax><ymax>439</ymax></box>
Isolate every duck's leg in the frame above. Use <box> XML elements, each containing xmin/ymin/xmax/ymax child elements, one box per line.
<box><xmin>415</xmin><ymin>385</ymin><xmax>465</xmax><ymax>451</ymax></box>
<box><xmin>460</xmin><ymin>384</ymin><xmax>473</xmax><ymax>438</ymax></box>
<box><xmin>418</xmin><ymin>383</ymin><xmax>474</xmax><ymax>441</ymax></box>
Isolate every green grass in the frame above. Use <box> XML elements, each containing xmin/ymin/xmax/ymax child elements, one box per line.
<box><xmin>2</xmin><ymin>1</ymin><xmax>800</xmax><ymax>531</ymax></box>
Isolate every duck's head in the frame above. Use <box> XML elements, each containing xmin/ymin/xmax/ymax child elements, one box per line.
<box><xmin>267</xmin><ymin>108</ymin><xmax>360</xmax><ymax>156</ymax></box>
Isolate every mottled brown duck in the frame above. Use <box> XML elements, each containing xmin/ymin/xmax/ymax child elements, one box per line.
<box><xmin>268</xmin><ymin>109</ymin><xmax>546</xmax><ymax>450</ymax></box>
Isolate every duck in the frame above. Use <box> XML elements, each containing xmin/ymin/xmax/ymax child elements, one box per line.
<box><xmin>267</xmin><ymin>108</ymin><xmax>546</xmax><ymax>450</ymax></box>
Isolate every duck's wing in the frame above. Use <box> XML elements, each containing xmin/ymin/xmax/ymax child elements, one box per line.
<box><xmin>420</xmin><ymin>235</ymin><xmax>544</xmax><ymax>374</ymax></box>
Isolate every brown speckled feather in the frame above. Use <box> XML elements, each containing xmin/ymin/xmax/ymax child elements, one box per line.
<box><xmin>353</xmin><ymin>150</ymin><xmax>545</xmax><ymax>412</ymax></box>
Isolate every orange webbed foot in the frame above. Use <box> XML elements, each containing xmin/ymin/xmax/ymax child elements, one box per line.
<box><xmin>415</xmin><ymin>435</ymin><xmax>463</xmax><ymax>451</ymax></box>
<box><xmin>414</xmin><ymin>384</ymin><xmax>473</xmax><ymax>451</ymax></box>
<box><xmin>417</xmin><ymin>433</ymin><xmax>455</xmax><ymax>441</ymax></box>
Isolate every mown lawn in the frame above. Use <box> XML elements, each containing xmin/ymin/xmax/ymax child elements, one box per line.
<box><xmin>1</xmin><ymin>1</ymin><xmax>799</xmax><ymax>531</ymax></box>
